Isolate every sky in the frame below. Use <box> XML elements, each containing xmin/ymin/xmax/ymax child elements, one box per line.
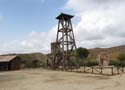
<box><xmin>0</xmin><ymin>0</ymin><xmax>125</xmax><ymax>54</ymax></box>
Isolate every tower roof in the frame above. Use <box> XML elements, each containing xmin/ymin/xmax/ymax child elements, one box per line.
<box><xmin>56</xmin><ymin>13</ymin><xmax>74</xmax><ymax>20</ymax></box>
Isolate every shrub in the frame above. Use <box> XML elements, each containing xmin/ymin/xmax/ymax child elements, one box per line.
<box><xmin>76</xmin><ymin>47</ymin><xmax>89</xmax><ymax>59</ymax></box>
<box><xmin>117</xmin><ymin>53</ymin><xmax>125</xmax><ymax>67</ymax></box>
<box><xmin>117</xmin><ymin>54</ymin><xmax>125</xmax><ymax>61</ymax></box>
<box><xmin>81</xmin><ymin>60</ymin><xmax>98</xmax><ymax>66</ymax></box>
<box><xmin>87</xmin><ymin>61</ymin><xmax>98</xmax><ymax>66</ymax></box>
<box><xmin>109</xmin><ymin>60</ymin><xmax>120</xmax><ymax>66</ymax></box>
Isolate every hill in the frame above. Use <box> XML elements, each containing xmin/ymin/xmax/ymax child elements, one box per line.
<box><xmin>1</xmin><ymin>53</ymin><xmax>47</xmax><ymax>68</ymax></box>
<box><xmin>0</xmin><ymin>45</ymin><xmax>125</xmax><ymax>67</ymax></box>
<box><xmin>88</xmin><ymin>45</ymin><xmax>125</xmax><ymax>60</ymax></box>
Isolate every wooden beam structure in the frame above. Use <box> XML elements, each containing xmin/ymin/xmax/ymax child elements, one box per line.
<box><xmin>47</xmin><ymin>13</ymin><xmax>78</xmax><ymax>69</ymax></box>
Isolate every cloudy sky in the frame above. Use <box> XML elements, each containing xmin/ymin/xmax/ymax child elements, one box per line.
<box><xmin>0</xmin><ymin>0</ymin><xmax>125</xmax><ymax>54</ymax></box>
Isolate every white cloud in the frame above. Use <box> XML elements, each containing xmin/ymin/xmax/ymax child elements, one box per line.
<box><xmin>1</xmin><ymin>0</ymin><xmax>125</xmax><ymax>54</ymax></box>
<box><xmin>0</xmin><ymin>25</ymin><xmax>57</xmax><ymax>54</ymax></box>
<box><xmin>64</xmin><ymin>0</ymin><xmax>125</xmax><ymax>48</ymax></box>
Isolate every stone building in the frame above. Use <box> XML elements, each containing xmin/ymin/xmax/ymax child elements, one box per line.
<box><xmin>97</xmin><ymin>53</ymin><xmax>109</xmax><ymax>66</ymax></box>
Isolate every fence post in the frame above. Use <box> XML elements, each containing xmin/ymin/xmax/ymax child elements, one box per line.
<box><xmin>117</xmin><ymin>67</ymin><xmax>119</xmax><ymax>74</ymax></box>
<box><xmin>122</xmin><ymin>67</ymin><xmax>124</xmax><ymax>72</ymax></box>
<box><xmin>71</xmin><ymin>66</ymin><xmax>72</xmax><ymax>72</ymax></box>
<box><xmin>76</xmin><ymin>67</ymin><xmax>78</xmax><ymax>72</ymax></box>
<box><xmin>92</xmin><ymin>66</ymin><xmax>93</xmax><ymax>73</ymax></box>
<box><xmin>100</xmin><ymin>66</ymin><xmax>102</xmax><ymax>75</ymax></box>
<box><xmin>111</xmin><ymin>67</ymin><xmax>114</xmax><ymax>75</ymax></box>
<box><xmin>84</xmin><ymin>66</ymin><xmax>85</xmax><ymax>72</ymax></box>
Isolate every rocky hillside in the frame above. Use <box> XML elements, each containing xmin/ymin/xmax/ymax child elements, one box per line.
<box><xmin>4</xmin><ymin>53</ymin><xmax>47</xmax><ymax>62</ymax></box>
<box><xmin>88</xmin><ymin>45</ymin><xmax>125</xmax><ymax>60</ymax></box>
<box><xmin>19</xmin><ymin>53</ymin><xmax>46</xmax><ymax>61</ymax></box>
<box><xmin>1</xmin><ymin>45</ymin><xmax>125</xmax><ymax>63</ymax></box>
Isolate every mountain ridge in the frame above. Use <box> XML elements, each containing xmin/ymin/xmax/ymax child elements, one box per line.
<box><xmin>88</xmin><ymin>45</ymin><xmax>125</xmax><ymax>60</ymax></box>
<box><xmin>1</xmin><ymin>45</ymin><xmax>125</xmax><ymax>62</ymax></box>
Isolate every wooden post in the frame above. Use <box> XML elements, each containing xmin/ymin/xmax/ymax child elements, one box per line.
<box><xmin>122</xmin><ymin>67</ymin><xmax>124</xmax><ymax>72</ymax></box>
<box><xmin>117</xmin><ymin>67</ymin><xmax>119</xmax><ymax>74</ymax></box>
<box><xmin>71</xmin><ymin>66</ymin><xmax>72</xmax><ymax>72</ymax></box>
<box><xmin>100</xmin><ymin>66</ymin><xmax>102</xmax><ymax>75</ymax></box>
<box><xmin>92</xmin><ymin>66</ymin><xmax>93</xmax><ymax>73</ymax></box>
<box><xmin>84</xmin><ymin>66</ymin><xmax>86</xmax><ymax>72</ymax></box>
<box><xmin>111</xmin><ymin>67</ymin><xmax>114</xmax><ymax>75</ymax></box>
<box><xmin>76</xmin><ymin>67</ymin><xmax>78</xmax><ymax>72</ymax></box>
<box><xmin>46</xmin><ymin>57</ymin><xmax>48</xmax><ymax>69</ymax></box>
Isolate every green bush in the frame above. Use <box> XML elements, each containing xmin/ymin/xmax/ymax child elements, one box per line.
<box><xmin>76</xmin><ymin>47</ymin><xmax>89</xmax><ymax>59</ymax></box>
<box><xmin>80</xmin><ymin>60</ymin><xmax>98</xmax><ymax>66</ymax></box>
<box><xmin>109</xmin><ymin>60</ymin><xmax>120</xmax><ymax>66</ymax></box>
<box><xmin>87</xmin><ymin>61</ymin><xmax>98</xmax><ymax>66</ymax></box>
<box><xmin>116</xmin><ymin>53</ymin><xmax>125</xmax><ymax>67</ymax></box>
<box><xmin>117</xmin><ymin>54</ymin><xmax>125</xmax><ymax>61</ymax></box>
<box><xmin>23</xmin><ymin>60</ymin><xmax>43</xmax><ymax>68</ymax></box>
<box><xmin>109</xmin><ymin>60</ymin><xmax>125</xmax><ymax>67</ymax></box>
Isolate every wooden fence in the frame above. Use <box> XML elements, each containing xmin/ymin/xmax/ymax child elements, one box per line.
<box><xmin>45</xmin><ymin>65</ymin><xmax>124</xmax><ymax>76</ymax></box>
<box><xmin>68</xmin><ymin>66</ymin><xmax>124</xmax><ymax>76</ymax></box>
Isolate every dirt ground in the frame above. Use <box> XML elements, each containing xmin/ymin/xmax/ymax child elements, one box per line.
<box><xmin>0</xmin><ymin>68</ymin><xmax>125</xmax><ymax>90</ymax></box>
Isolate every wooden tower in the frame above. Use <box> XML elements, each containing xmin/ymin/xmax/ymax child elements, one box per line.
<box><xmin>47</xmin><ymin>13</ymin><xmax>78</xmax><ymax>69</ymax></box>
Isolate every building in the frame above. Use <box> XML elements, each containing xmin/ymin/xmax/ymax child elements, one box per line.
<box><xmin>0</xmin><ymin>55</ymin><xmax>21</xmax><ymax>71</ymax></box>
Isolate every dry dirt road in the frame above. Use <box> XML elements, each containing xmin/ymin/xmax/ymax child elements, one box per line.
<box><xmin>0</xmin><ymin>68</ymin><xmax>124</xmax><ymax>90</ymax></box>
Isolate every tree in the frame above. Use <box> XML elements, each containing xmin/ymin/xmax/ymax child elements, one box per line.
<box><xmin>76</xmin><ymin>47</ymin><xmax>89</xmax><ymax>59</ymax></box>
<box><xmin>117</xmin><ymin>54</ymin><xmax>125</xmax><ymax>61</ymax></box>
<box><xmin>117</xmin><ymin>54</ymin><xmax>125</xmax><ymax>67</ymax></box>
<box><xmin>32</xmin><ymin>60</ymin><xmax>41</xmax><ymax>68</ymax></box>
